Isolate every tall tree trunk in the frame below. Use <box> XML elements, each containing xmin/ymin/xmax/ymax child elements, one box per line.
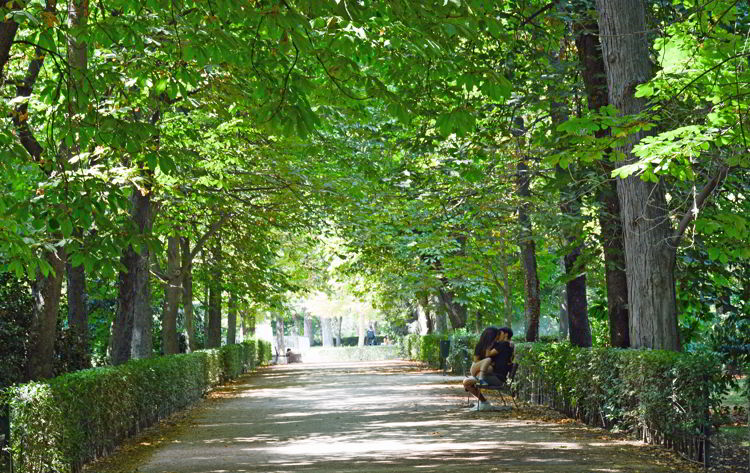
<box><xmin>203</xmin><ymin>268</ymin><xmax>210</xmax><ymax>345</ymax></box>
<box><xmin>501</xmin><ymin>256</ymin><xmax>513</xmax><ymax>329</ymax></box>
<box><xmin>275</xmin><ymin>315</ymin><xmax>285</xmax><ymax>355</ymax></box>
<box><xmin>576</xmin><ymin>19</ymin><xmax>630</xmax><ymax>348</ymax></box>
<box><xmin>66</xmin><ymin>261</ymin><xmax>89</xmax><ymax>368</ymax></box>
<box><xmin>65</xmin><ymin>0</ymin><xmax>90</xmax><ymax>369</ymax></box>
<box><xmin>417</xmin><ymin>294</ymin><xmax>433</xmax><ymax>334</ymax></box>
<box><xmin>112</xmin><ymin>188</ymin><xmax>153</xmax><ymax>364</ymax></box>
<box><xmin>26</xmin><ymin>249</ymin><xmax>66</xmax><ymax>380</ymax></box>
<box><xmin>437</xmin><ymin>287</ymin><xmax>467</xmax><ymax>329</ymax></box>
<box><xmin>207</xmin><ymin>242</ymin><xmax>222</xmax><ymax>348</ymax></box>
<box><xmin>516</xmin><ymin>156</ymin><xmax>541</xmax><ymax>342</ymax></box>
<box><xmin>597</xmin><ymin>0</ymin><xmax>680</xmax><ymax>350</ymax></box>
<box><xmin>475</xmin><ymin>310</ymin><xmax>483</xmax><ymax>332</ymax></box>
<box><xmin>180</xmin><ymin>237</ymin><xmax>195</xmax><ymax>352</ymax></box>
<box><xmin>247</xmin><ymin>312</ymin><xmax>256</xmax><ymax>336</ymax></box>
<box><xmin>163</xmin><ymin>235</ymin><xmax>180</xmax><ymax>355</ymax></box>
<box><xmin>565</xmin><ymin>244</ymin><xmax>592</xmax><ymax>346</ymax></box>
<box><xmin>0</xmin><ymin>2</ymin><xmax>22</xmax><ymax>81</ymax></box>
<box><xmin>432</xmin><ymin>294</ymin><xmax>448</xmax><ymax>333</ymax></box>
<box><xmin>558</xmin><ymin>269</ymin><xmax>569</xmax><ymax>341</ymax></box>
<box><xmin>304</xmin><ymin>315</ymin><xmax>313</xmax><ymax>346</ymax></box>
<box><xmin>129</xmin><ymin>189</ymin><xmax>153</xmax><ymax>360</ymax></box>
<box><xmin>358</xmin><ymin>312</ymin><xmax>365</xmax><ymax>346</ymax></box>
<box><xmin>227</xmin><ymin>293</ymin><xmax>237</xmax><ymax>345</ymax></box>
<box><xmin>335</xmin><ymin>316</ymin><xmax>342</xmax><ymax>346</ymax></box>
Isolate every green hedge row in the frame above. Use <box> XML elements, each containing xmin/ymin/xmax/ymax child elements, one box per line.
<box><xmin>303</xmin><ymin>346</ymin><xmax>400</xmax><ymax>363</ymax></box>
<box><xmin>5</xmin><ymin>339</ymin><xmax>272</xmax><ymax>473</ymax></box>
<box><xmin>400</xmin><ymin>335</ymin><xmax>728</xmax><ymax>462</ymax></box>
<box><xmin>514</xmin><ymin>343</ymin><xmax>727</xmax><ymax>462</ymax></box>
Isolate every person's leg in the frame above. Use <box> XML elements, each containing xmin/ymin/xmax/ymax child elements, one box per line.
<box><xmin>462</xmin><ymin>377</ymin><xmax>487</xmax><ymax>402</ymax></box>
<box><xmin>470</xmin><ymin>358</ymin><xmax>493</xmax><ymax>377</ymax></box>
<box><xmin>476</xmin><ymin>358</ymin><xmax>494</xmax><ymax>378</ymax></box>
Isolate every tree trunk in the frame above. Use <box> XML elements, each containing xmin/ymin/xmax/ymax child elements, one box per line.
<box><xmin>247</xmin><ymin>312</ymin><xmax>256</xmax><ymax>336</ymax></box>
<box><xmin>26</xmin><ymin>249</ymin><xmax>66</xmax><ymax>380</ymax></box>
<box><xmin>558</xmin><ymin>271</ymin><xmax>569</xmax><ymax>341</ymax></box>
<box><xmin>432</xmin><ymin>294</ymin><xmax>448</xmax><ymax>333</ymax></box>
<box><xmin>163</xmin><ymin>235</ymin><xmax>180</xmax><ymax>355</ymax></box>
<box><xmin>129</xmin><ymin>189</ymin><xmax>153</xmax><ymax>360</ymax></box>
<box><xmin>304</xmin><ymin>315</ymin><xmax>313</xmax><ymax>346</ymax></box>
<box><xmin>321</xmin><ymin>317</ymin><xmax>333</xmax><ymax>346</ymax></box>
<box><xmin>437</xmin><ymin>287</ymin><xmax>467</xmax><ymax>329</ymax></box>
<box><xmin>565</xmin><ymin>244</ymin><xmax>592</xmax><ymax>347</ymax></box>
<box><xmin>64</xmin><ymin>0</ymin><xmax>90</xmax><ymax>368</ymax></box>
<box><xmin>416</xmin><ymin>294</ymin><xmax>433</xmax><ymax>334</ymax></box>
<box><xmin>501</xmin><ymin>255</ymin><xmax>513</xmax><ymax>329</ymax></box>
<box><xmin>112</xmin><ymin>188</ymin><xmax>153</xmax><ymax>364</ymax></box>
<box><xmin>180</xmin><ymin>237</ymin><xmax>196</xmax><ymax>352</ymax></box>
<box><xmin>274</xmin><ymin>314</ymin><xmax>285</xmax><ymax>355</ymax></box>
<box><xmin>66</xmin><ymin>261</ymin><xmax>89</xmax><ymax>368</ymax></box>
<box><xmin>335</xmin><ymin>316</ymin><xmax>342</xmax><ymax>346</ymax></box>
<box><xmin>358</xmin><ymin>312</ymin><xmax>365</xmax><ymax>346</ymax></box>
<box><xmin>597</xmin><ymin>0</ymin><xmax>680</xmax><ymax>350</ymax></box>
<box><xmin>517</xmin><ymin>157</ymin><xmax>541</xmax><ymax>342</ymax></box>
<box><xmin>576</xmin><ymin>19</ymin><xmax>630</xmax><ymax>348</ymax></box>
<box><xmin>0</xmin><ymin>2</ymin><xmax>22</xmax><ymax>81</ymax></box>
<box><xmin>204</xmin><ymin>271</ymin><xmax>210</xmax><ymax>345</ymax></box>
<box><xmin>239</xmin><ymin>310</ymin><xmax>246</xmax><ymax>342</ymax></box>
<box><xmin>599</xmin><ymin>180</ymin><xmax>631</xmax><ymax>348</ymax></box>
<box><xmin>227</xmin><ymin>293</ymin><xmax>237</xmax><ymax>345</ymax></box>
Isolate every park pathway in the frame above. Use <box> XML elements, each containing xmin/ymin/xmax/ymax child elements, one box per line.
<box><xmin>91</xmin><ymin>360</ymin><xmax>695</xmax><ymax>473</ymax></box>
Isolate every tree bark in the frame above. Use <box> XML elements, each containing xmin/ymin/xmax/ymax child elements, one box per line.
<box><xmin>516</xmin><ymin>158</ymin><xmax>541</xmax><ymax>342</ymax></box>
<box><xmin>163</xmin><ymin>235</ymin><xmax>180</xmax><ymax>355</ymax></box>
<box><xmin>417</xmin><ymin>294</ymin><xmax>433</xmax><ymax>334</ymax></box>
<box><xmin>275</xmin><ymin>315</ymin><xmax>285</xmax><ymax>355</ymax></box>
<box><xmin>565</xmin><ymin>243</ymin><xmax>592</xmax><ymax>346</ymax></box>
<box><xmin>501</xmin><ymin>254</ymin><xmax>513</xmax><ymax>329</ymax></box>
<box><xmin>558</xmin><ymin>267</ymin><xmax>569</xmax><ymax>341</ymax></box>
<box><xmin>64</xmin><ymin>0</ymin><xmax>90</xmax><ymax>368</ymax></box>
<box><xmin>129</xmin><ymin>189</ymin><xmax>154</xmax><ymax>360</ymax></box>
<box><xmin>575</xmin><ymin>19</ymin><xmax>630</xmax><ymax>348</ymax></box>
<box><xmin>437</xmin><ymin>287</ymin><xmax>467</xmax><ymax>329</ymax></box>
<box><xmin>26</xmin><ymin>249</ymin><xmax>66</xmax><ymax>380</ymax></box>
<box><xmin>207</xmin><ymin>241</ymin><xmax>222</xmax><ymax>348</ymax></box>
<box><xmin>597</xmin><ymin>0</ymin><xmax>680</xmax><ymax>350</ymax></box>
<box><xmin>180</xmin><ymin>237</ymin><xmax>195</xmax><ymax>352</ymax></box>
<box><xmin>111</xmin><ymin>188</ymin><xmax>152</xmax><ymax>364</ymax></box>
<box><xmin>304</xmin><ymin>315</ymin><xmax>313</xmax><ymax>345</ymax></box>
<box><xmin>358</xmin><ymin>312</ymin><xmax>365</xmax><ymax>346</ymax></box>
<box><xmin>66</xmin><ymin>261</ymin><xmax>89</xmax><ymax>368</ymax></box>
<box><xmin>335</xmin><ymin>316</ymin><xmax>342</xmax><ymax>346</ymax></box>
<box><xmin>0</xmin><ymin>2</ymin><xmax>22</xmax><ymax>81</ymax></box>
<box><xmin>227</xmin><ymin>293</ymin><xmax>237</xmax><ymax>345</ymax></box>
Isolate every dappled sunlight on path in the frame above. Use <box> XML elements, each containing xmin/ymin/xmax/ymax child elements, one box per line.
<box><xmin>91</xmin><ymin>361</ymin><xmax>699</xmax><ymax>473</ymax></box>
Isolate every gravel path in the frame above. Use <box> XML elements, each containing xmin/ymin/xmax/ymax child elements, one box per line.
<box><xmin>91</xmin><ymin>360</ymin><xmax>696</xmax><ymax>473</ymax></box>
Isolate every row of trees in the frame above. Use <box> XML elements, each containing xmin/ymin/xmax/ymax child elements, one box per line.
<box><xmin>1</xmin><ymin>0</ymin><xmax>748</xmax><ymax>386</ymax></box>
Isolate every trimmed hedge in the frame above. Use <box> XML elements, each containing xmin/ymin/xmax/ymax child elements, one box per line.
<box><xmin>5</xmin><ymin>338</ymin><xmax>272</xmax><ymax>473</ymax></box>
<box><xmin>513</xmin><ymin>343</ymin><xmax>727</xmax><ymax>462</ymax></box>
<box><xmin>400</xmin><ymin>335</ymin><xmax>728</xmax><ymax>462</ymax></box>
<box><xmin>302</xmin><ymin>346</ymin><xmax>400</xmax><ymax>363</ymax></box>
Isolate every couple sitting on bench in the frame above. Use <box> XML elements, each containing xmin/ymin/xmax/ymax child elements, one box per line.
<box><xmin>463</xmin><ymin>326</ymin><xmax>515</xmax><ymax>411</ymax></box>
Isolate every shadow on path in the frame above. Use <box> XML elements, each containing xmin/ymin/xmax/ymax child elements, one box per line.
<box><xmin>90</xmin><ymin>361</ymin><xmax>698</xmax><ymax>473</ymax></box>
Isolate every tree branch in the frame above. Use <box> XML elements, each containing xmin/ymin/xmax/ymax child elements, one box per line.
<box><xmin>671</xmin><ymin>164</ymin><xmax>731</xmax><ymax>247</ymax></box>
<box><xmin>0</xmin><ymin>2</ymin><xmax>22</xmax><ymax>81</ymax></box>
<box><xmin>188</xmin><ymin>212</ymin><xmax>232</xmax><ymax>262</ymax></box>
